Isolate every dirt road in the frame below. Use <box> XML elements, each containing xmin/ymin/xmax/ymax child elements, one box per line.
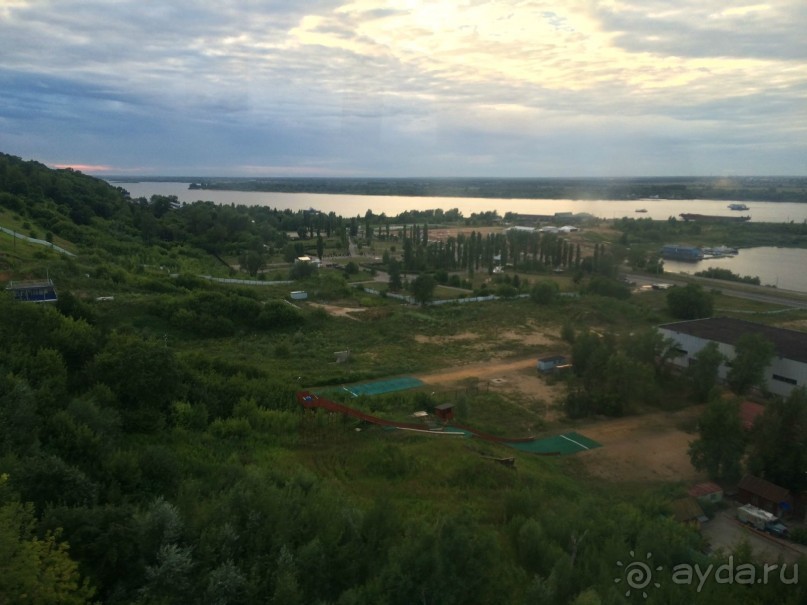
<box><xmin>703</xmin><ymin>509</ymin><xmax>807</xmax><ymax>564</ymax></box>
<box><xmin>415</xmin><ymin>357</ymin><xmax>538</xmax><ymax>384</ymax></box>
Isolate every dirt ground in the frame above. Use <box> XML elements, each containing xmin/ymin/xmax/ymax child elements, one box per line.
<box><xmin>415</xmin><ymin>359</ymin><xmax>706</xmax><ymax>482</ymax></box>
<box><xmin>306</xmin><ymin>301</ymin><xmax>367</xmax><ymax>320</ymax></box>
<box><xmin>306</xmin><ymin>301</ymin><xmax>705</xmax><ymax>485</ymax></box>
<box><xmin>413</xmin><ymin>355</ymin><xmax>566</xmax><ymax>420</ymax></box>
<box><xmin>574</xmin><ymin>407</ymin><xmax>706</xmax><ymax>483</ymax></box>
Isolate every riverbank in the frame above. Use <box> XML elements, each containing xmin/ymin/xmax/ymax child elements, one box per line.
<box><xmin>109</xmin><ymin>175</ymin><xmax>807</xmax><ymax>203</ymax></box>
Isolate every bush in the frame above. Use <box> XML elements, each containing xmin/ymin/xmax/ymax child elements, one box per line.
<box><xmin>585</xmin><ymin>276</ymin><xmax>631</xmax><ymax>299</ymax></box>
<box><xmin>209</xmin><ymin>417</ymin><xmax>252</xmax><ymax>440</ymax></box>
<box><xmin>257</xmin><ymin>301</ymin><xmax>304</xmax><ymax>330</ymax></box>
<box><xmin>531</xmin><ymin>280</ymin><xmax>558</xmax><ymax>305</ymax></box>
<box><xmin>790</xmin><ymin>528</ymin><xmax>807</xmax><ymax>545</ymax></box>
<box><xmin>667</xmin><ymin>283</ymin><xmax>714</xmax><ymax>319</ymax></box>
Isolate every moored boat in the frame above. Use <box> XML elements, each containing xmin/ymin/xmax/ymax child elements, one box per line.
<box><xmin>680</xmin><ymin>213</ymin><xmax>750</xmax><ymax>223</ymax></box>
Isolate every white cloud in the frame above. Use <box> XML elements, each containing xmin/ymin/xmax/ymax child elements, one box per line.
<box><xmin>0</xmin><ymin>0</ymin><xmax>805</xmax><ymax>175</ymax></box>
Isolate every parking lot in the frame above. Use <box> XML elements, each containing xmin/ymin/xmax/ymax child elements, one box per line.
<box><xmin>702</xmin><ymin>508</ymin><xmax>807</xmax><ymax>565</ymax></box>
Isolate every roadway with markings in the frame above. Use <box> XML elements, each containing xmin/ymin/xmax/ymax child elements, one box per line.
<box><xmin>623</xmin><ymin>272</ymin><xmax>807</xmax><ymax>310</ymax></box>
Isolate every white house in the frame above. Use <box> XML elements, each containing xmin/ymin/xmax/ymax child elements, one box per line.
<box><xmin>658</xmin><ymin>317</ymin><xmax>807</xmax><ymax>397</ymax></box>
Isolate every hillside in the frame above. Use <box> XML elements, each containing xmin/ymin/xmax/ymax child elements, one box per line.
<box><xmin>1</xmin><ymin>152</ymin><xmax>805</xmax><ymax>604</ymax></box>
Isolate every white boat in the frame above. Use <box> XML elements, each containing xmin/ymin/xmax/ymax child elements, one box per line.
<box><xmin>702</xmin><ymin>245</ymin><xmax>739</xmax><ymax>257</ymax></box>
<box><xmin>728</xmin><ymin>203</ymin><xmax>749</xmax><ymax>211</ymax></box>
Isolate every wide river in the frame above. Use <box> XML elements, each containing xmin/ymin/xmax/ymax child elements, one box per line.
<box><xmin>116</xmin><ymin>181</ymin><xmax>807</xmax><ymax>294</ymax></box>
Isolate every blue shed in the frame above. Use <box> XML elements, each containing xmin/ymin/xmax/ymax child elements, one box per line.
<box><xmin>5</xmin><ymin>279</ymin><xmax>58</xmax><ymax>302</ymax></box>
<box><xmin>537</xmin><ymin>355</ymin><xmax>567</xmax><ymax>372</ymax></box>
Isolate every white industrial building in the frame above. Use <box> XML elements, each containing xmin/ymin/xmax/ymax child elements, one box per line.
<box><xmin>658</xmin><ymin>317</ymin><xmax>807</xmax><ymax>397</ymax></box>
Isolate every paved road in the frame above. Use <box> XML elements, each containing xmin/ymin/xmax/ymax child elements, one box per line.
<box><xmin>624</xmin><ymin>272</ymin><xmax>807</xmax><ymax>310</ymax></box>
<box><xmin>702</xmin><ymin>509</ymin><xmax>807</xmax><ymax>565</ymax></box>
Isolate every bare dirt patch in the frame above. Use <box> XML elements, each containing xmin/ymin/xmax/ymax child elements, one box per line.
<box><xmin>413</xmin><ymin>356</ymin><xmax>565</xmax><ymax>419</ymax></box>
<box><xmin>574</xmin><ymin>407</ymin><xmax>706</xmax><ymax>483</ymax></box>
<box><xmin>306</xmin><ymin>302</ymin><xmax>367</xmax><ymax>320</ymax></box>
<box><xmin>414</xmin><ymin>332</ymin><xmax>478</xmax><ymax>345</ymax></box>
<box><xmin>499</xmin><ymin>329</ymin><xmax>559</xmax><ymax>347</ymax></box>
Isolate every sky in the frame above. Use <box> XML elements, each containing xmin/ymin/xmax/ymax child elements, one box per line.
<box><xmin>1</xmin><ymin>0</ymin><xmax>806</xmax><ymax>178</ymax></box>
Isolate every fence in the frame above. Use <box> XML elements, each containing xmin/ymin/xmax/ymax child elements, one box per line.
<box><xmin>0</xmin><ymin>226</ymin><xmax>75</xmax><ymax>256</ymax></box>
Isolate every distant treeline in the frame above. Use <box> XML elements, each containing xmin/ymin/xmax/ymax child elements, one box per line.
<box><xmin>164</xmin><ymin>176</ymin><xmax>807</xmax><ymax>202</ymax></box>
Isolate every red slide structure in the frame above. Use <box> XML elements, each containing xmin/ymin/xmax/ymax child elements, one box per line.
<box><xmin>296</xmin><ymin>391</ymin><xmax>538</xmax><ymax>444</ymax></box>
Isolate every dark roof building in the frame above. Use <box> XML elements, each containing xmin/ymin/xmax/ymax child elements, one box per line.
<box><xmin>658</xmin><ymin>317</ymin><xmax>807</xmax><ymax>396</ymax></box>
<box><xmin>434</xmin><ymin>403</ymin><xmax>454</xmax><ymax>421</ymax></box>
<box><xmin>737</xmin><ymin>474</ymin><xmax>793</xmax><ymax>517</ymax></box>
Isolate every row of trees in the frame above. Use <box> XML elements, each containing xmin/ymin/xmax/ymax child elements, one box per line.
<box><xmin>393</xmin><ymin>227</ymin><xmax>590</xmax><ymax>275</ymax></box>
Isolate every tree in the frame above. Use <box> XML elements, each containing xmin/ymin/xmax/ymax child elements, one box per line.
<box><xmin>687</xmin><ymin>342</ymin><xmax>724</xmax><ymax>402</ymax></box>
<box><xmin>90</xmin><ymin>334</ymin><xmax>185</xmax><ymax>431</ymax></box>
<box><xmin>316</xmin><ymin>234</ymin><xmax>324</xmax><ymax>260</ymax></box>
<box><xmin>388</xmin><ymin>259</ymin><xmax>403</xmax><ymax>291</ymax></box>
<box><xmin>599</xmin><ymin>352</ymin><xmax>657</xmax><ymax>416</ymax></box>
<box><xmin>688</xmin><ymin>398</ymin><xmax>746</xmax><ymax>482</ymax></box>
<box><xmin>585</xmin><ymin>276</ymin><xmax>630</xmax><ymax>299</ymax></box>
<box><xmin>747</xmin><ymin>387</ymin><xmax>807</xmax><ymax>491</ymax></box>
<box><xmin>289</xmin><ymin>260</ymin><xmax>316</xmax><ymax>280</ymax></box>
<box><xmin>0</xmin><ymin>476</ymin><xmax>95</xmax><ymax>604</ymax></box>
<box><xmin>622</xmin><ymin>329</ymin><xmax>680</xmax><ymax>379</ymax></box>
<box><xmin>238</xmin><ymin>250</ymin><xmax>265</xmax><ymax>276</ymax></box>
<box><xmin>666</xmin><ymin>284</ymin><xmax>713</xmax><ymax>319</ymax></box>
<box><xmin>726</xmin><ymin>333</ymin><xmax>774</xmax><ymax>395</ymax></box>
<box><xmin>530</xmin><ymin>280</ymin><xmax>558</xmax><ymax>305</ymax></box>
<box><xmin>411</xmin><ymin>274</ymin><xmax>437</xmax><ymax>306</ymax></box>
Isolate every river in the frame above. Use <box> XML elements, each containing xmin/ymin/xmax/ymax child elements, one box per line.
<box><xmin>114</xmin><ymin>181</ymin><xmax>807</xmax><ymax>294</ymax></box>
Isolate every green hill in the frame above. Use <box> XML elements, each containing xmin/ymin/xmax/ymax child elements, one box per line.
<box><xmin>0</xmin><ymin>152</ymin><xmax>803</xmax><ymax>605</ymax></box>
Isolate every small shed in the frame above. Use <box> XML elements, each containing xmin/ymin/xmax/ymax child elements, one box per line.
<box><xmin>434</xmin><ymin>403</ymin><xmax>454</xmax><ymax>421</ymax></box>
<box><xmin>537</xmin><ymin>355</ymin><xmax>567</xmax><ymax>373</ymax></box>
<box><xmin>5</xmin><ymin>279</ymin><xmax>57</xmax><ymax>302</ymax></box>
<box><xmin>290</xmin><ymin>290</ymin><xmax>308</xmax><ymax>300</ymax></box>
<box><xmin>671</xmin><ymin>497</ymin><xmax>707</xmax><ymax>529</ymax></box>
<box><xmin>688</xmin><ymin>482</ymin><xmax>724</xmax><ymax>504</ymax></box>
<box><xmin>737</xmin><ymin>474</ymin><xmax>793</xmax><ymax>517</ymax></box>
<box><xmin>333</xmin><ymin>350</ymin><xmax>351</xmax><ymax>363</ymax></box>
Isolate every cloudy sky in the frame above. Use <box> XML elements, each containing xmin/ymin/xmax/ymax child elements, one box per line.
<box><xmin>1</xmin><ymin>0</ymin><xmax>806</xmax><ymax>177</ymax></box>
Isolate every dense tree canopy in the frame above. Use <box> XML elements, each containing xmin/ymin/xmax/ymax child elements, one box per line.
<box><xmin>688</xmin><ymin>398</ymin><xmax>746</xmax><ymax>482</ymax></box>
<box><xmin>666</xmin><ymin>283</ymin><xmax>714</xmax><ymax>320</ymax></box>
<box><xmin>747</xmin><ymin>387</ymin><xmax>807</xmax><ymax>492</ymax></box>
<box><xmin>688</xmin><ymin>341</ymin><xmax>724</xmax><ymax>403</ymax></box>
<box><xmin>726</xmin><ymin>333</ymin><xmax>775</xmax><ymax>395</ymax></box>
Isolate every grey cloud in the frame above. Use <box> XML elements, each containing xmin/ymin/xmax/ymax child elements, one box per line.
<box><xmin>594</xmin><ymin>1</ymin><xmax>807</xmax><ymax>60</ymax></box>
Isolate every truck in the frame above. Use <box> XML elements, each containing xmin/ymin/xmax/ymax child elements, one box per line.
<box><xmin>737</xmin><ymin>504</ymin><xmax>789</xmax><ymax>538</ymax></box>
